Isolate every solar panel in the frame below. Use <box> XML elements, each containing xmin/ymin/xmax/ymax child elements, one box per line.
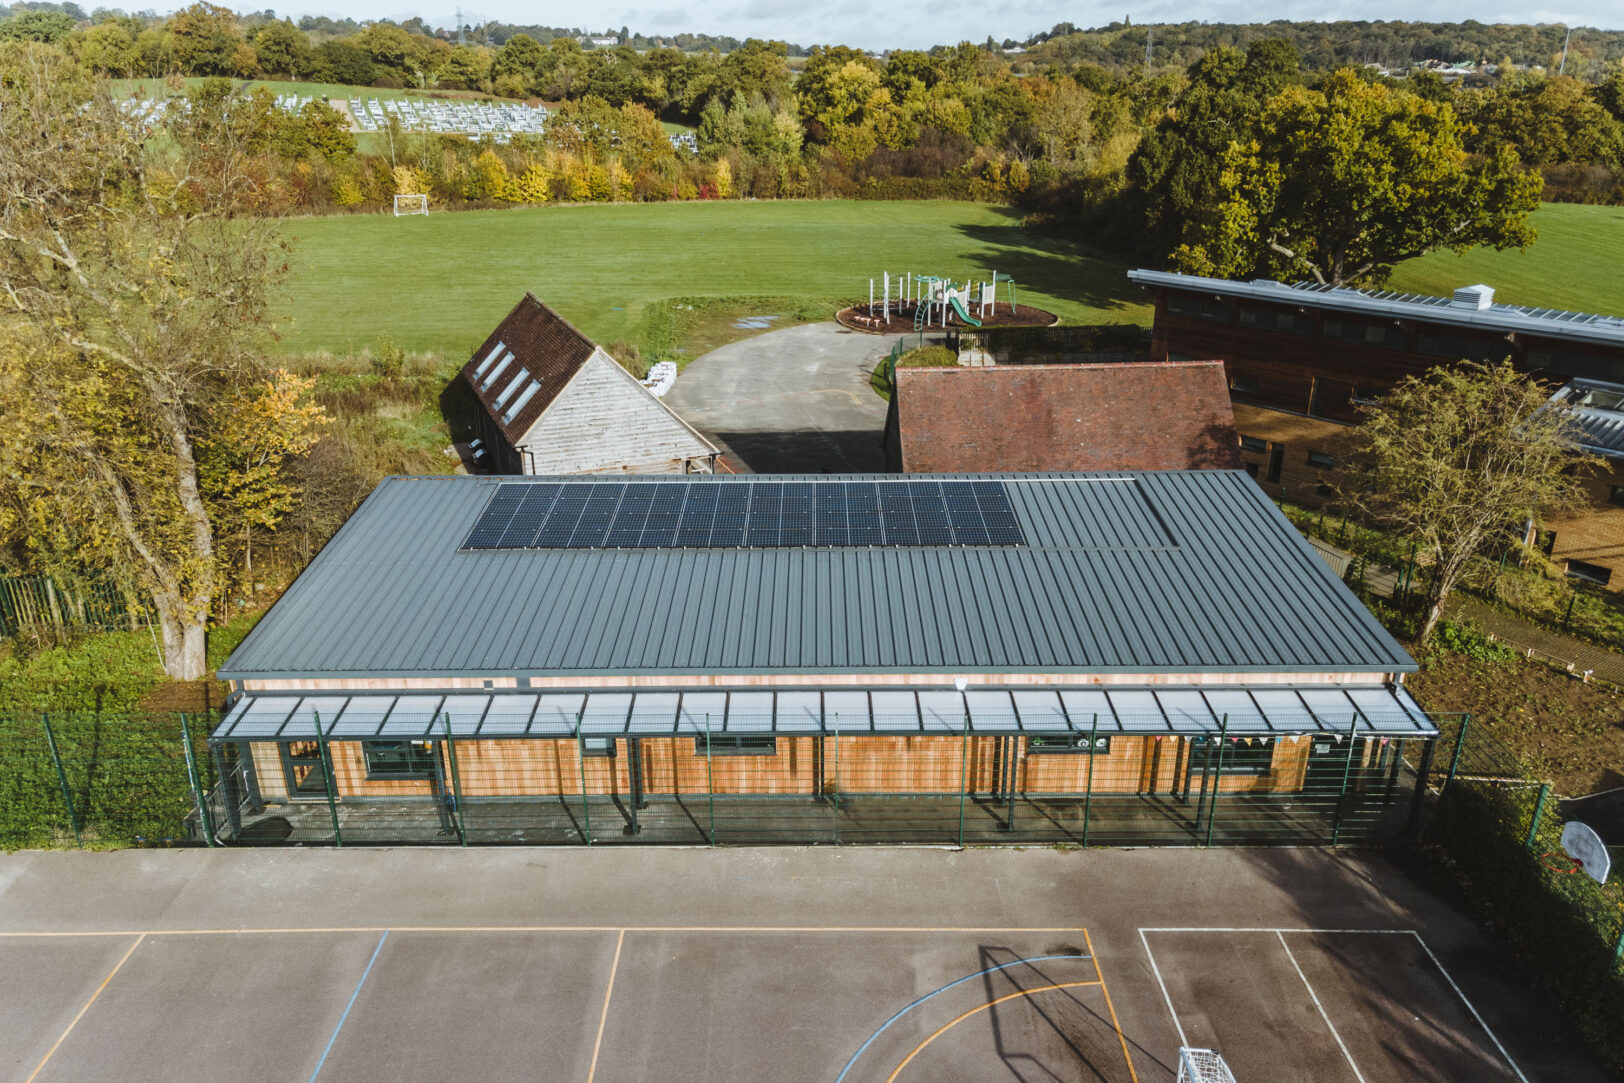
<box><xmin>462</xmin><ymin>480</ymin><xmax>1027</xmax><ymax>551</ymax></box>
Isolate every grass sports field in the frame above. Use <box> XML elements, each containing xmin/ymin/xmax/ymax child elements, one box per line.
<box><xmin>274</xmin><ymin>199</ymin><xmax>1623</xmax><ymax>360</ymax></box>
<box><xmin>273</xmin><ymin>200</ymin><xmax>1149</xmax><ymax>357</ymax></box>
<box><xmin>1387</xmin><ymin>202</ymin><xmax>1624</xmax><ymax>315</ymax></box>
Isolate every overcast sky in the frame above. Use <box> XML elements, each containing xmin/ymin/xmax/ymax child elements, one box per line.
<box><xmin>270</xmin><ymin>3</ymin><xmax>1620</xmax><ymax>52</ymax></box>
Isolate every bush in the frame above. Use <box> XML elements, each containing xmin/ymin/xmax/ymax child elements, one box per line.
<box><xmin>896</xmin><ymin>345</ymin><xmax>958</xmax><ymax>368</ymax></box>
<box><xmin>1432</xmin><ymin>619</ymin><xmax>1515</xmax><ymax>666</ymax></box>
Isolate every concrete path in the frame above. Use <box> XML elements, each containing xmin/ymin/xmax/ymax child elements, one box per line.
<box><xmin>665</xmin><ymin>322</ymin><xmax>899</xmax><ymax>473</ymax></box>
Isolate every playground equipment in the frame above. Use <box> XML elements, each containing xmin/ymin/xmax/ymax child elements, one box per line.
<box><xmin>860</xmin><ymin>270</ymin><xmax>1016</xmax><ymax>331</ymax></box>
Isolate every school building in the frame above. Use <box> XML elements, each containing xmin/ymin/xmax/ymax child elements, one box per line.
<box><xmin>1128</xmin><ymin>270</ymin><xmax>1624</xmax><ymax>588</ymax></box>
<box><xmin>208</xmin><ymin>470</ymin><xmax>1438</xmax><ymax>846</ymax></box>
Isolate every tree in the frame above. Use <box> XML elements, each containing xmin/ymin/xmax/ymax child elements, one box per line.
<box><xmin>165</xmin><ymin>2</ymin><xmax>242</xmax><ymax>75</ymax></box>
<box><xmin>0</xmin><ymin>45</ymin><xmax>286</xmax><ymax>679</ymax></box>
<box><xmin>72</xmin><ymin>20</ymin><xmax>136</xmax><ymax>74</ymax></box>
<box><xmin>1176</xmin><ymin>71</ymin><xmax>1542</xmax><ymax>286</ymax></box>
<box><xmin>249</xmin><ymin>19</ymin><xmax>310</xmax><ymax>78</ymax></box>
<box><xmin>1341</xmin><ymin>361</ymin><xmax>1596</xmax><ymax>644</ymax></box>
<box><xmin>0</xmin><ymin>10</ymin><xmax>78</xmax><ymax>43</ymax></box>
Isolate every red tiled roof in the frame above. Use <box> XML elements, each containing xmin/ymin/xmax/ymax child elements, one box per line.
<box><xmin>893</xmin><ymin>360</ymin><xmax>1242</xmax><ymax>473</ymax></box>
<box><xmin>462</xmin><ymin>294</ymin><xmax>600</xmax><ymax>443</ymax></box>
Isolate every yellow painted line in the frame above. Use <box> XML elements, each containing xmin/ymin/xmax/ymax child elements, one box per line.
<box><xmin>25</xmin><ymin>934</ymin><xmax>145</xmax><ymax>1083</ymax></box>
<box><xmin>1085</xmin><ymin>927</ymin><xmax>1140</xmax><ymax>1083</ymax></box>
<box><xmin>586</xmin><ymin>929</ymin><xmax>625</xmax><ymax>1083</ymax></box>
<box><xmin>0</xmin><ymin>925</ymin><xmax>1090</xmax><ymax>937</ymax></box>
<box><xmin>884</xmin><ymin>981</ymin><xmax>1099</xmax><ymax>1083</ymax></box>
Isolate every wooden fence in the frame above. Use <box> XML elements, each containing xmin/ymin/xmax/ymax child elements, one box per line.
<box><xmin>0</xmin><ymin>576</ymin><xmax>148</xmax><ymax>638</ymax></box>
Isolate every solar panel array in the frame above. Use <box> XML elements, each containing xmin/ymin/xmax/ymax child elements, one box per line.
<box><xmin>461</xmin><ymin>481</ymin><xmax>1026</xmax><ymax>550</ymax></box>
<box><xmin>1290</xmin><ymin>281</ymin><xmax>1624</xmax><ymax>330</ymax></box>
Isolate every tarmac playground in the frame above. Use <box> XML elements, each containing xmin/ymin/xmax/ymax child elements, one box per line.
<box><xmin>0</xmin><ymin>847</ymin><xmax>1589</xmax><ymax>1082</ymax></box>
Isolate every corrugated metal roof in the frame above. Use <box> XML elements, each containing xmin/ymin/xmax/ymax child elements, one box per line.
<box><xmin>217</xmin><ymin>471</ymin><xmax>1416</xmax><ymax>680</ymax></box>
<box><xmin>1549</xmin><ymin>378</ymin><xmax>1624</xmax><ymax>459</ymax></box>
<box><xmin>212</xmin><ymin>685</ymin><xmax>1436</xmax><ymax>740</ymax></box>
<box><xmin>1128</xmin><ymin>269</ymin><xmax>1624</xmax><ymax>347</ymax></box>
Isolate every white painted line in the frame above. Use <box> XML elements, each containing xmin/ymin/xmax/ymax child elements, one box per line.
<box><xmin>1139</xmin><ymin>927</ymin><xmax>1416</xmax><ymax>935</ymax></box>
<box><xmin>1137</xmin><ymin>929</ymin><xmax>1188</xmax><ymax>1049</ymax></box>
<box><xmin>1276</xmin><ymin>931</ymin><xmax>1367</xmax><ymax>1083</ymax></box>
<box><xmin>586</xmin><ymin>928</ymin><xmax>625</xmax><ymax>1083</ymax></box>
<box><xmin>1408</xmin><ymin>932</ymin><xmax>1530</xmax><ymax>1083</ymax></box>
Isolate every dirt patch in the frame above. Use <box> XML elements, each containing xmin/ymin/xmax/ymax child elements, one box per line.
<box><xmin>835</xmin><ymin>301</ymin><xmax>1058</xmax><ymax>334</ymax></box>
<box><xmin>136</xmin><ymin>678</ymin><xmax>229</xmax><ymax>715</ymax></box>
<box><xmin>1407</xmin><ymin>647</ymin><xmax>1624</xmax><ymax>796</ymax></box>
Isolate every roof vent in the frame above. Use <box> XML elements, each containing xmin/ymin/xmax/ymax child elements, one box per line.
<box><xmin>1452</xmin><ymin>284</ymin><xmax>1495</xmax><ymax>310</ymax></box>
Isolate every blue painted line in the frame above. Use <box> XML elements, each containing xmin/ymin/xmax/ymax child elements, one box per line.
<box><xmin>309</xmin><ymin>930</ymin><xmax>389</xmax><ymax>1082</ymax></box>
<box><xmin>833</xmin><ymin>952</ymin><xmax>1090</xmax><ymax>1082</ymax></box>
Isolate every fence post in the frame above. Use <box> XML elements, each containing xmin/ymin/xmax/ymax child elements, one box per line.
<box><xmin>442</xmin><ymin>714</ymin><xmax>467</xmax><ymax>847</ymax></box>
<box><xmin>40</xmin><ymin>714</ymin><xmax>82</xmax><ymax>850</ymax></box>
<box><xmin>1081</xmin><ymin>714</ymin><xmax>1099</xmax><ymax>847</ymax></box>
<box><xmin>1408</xmin><ymin>736</ymin><xmax>1438</xmax><ymax>839</ymax></box>
<box><xmin>1444</xmin><ymin>715</ymin><xmax>1471</xmax><ymax>793</ymax></box>
<box><xmin>575</xmin><ymin>712</ymin><xmax>592</xmax><ymax>845</ymax></box>
<box><xmin>704</xmin><ymin>713</ymin><xmax>715</xmax><ymax>846</ymax></box>
<box><xmin>312</xmin><ymin>713</ymin><xmax>343</xmax><ymax>847</ymax></box>
<box><xmin>1330</xmin><ymin>714</ymin><xmax>1361</xmax><ymax>846</ymax></box>
<box><xmin>831</xmin><ymin>712</ymin><xmax>841</xmax><ymax>845</ymax></box>
<box><xmin>179</xmin><ymin>713</ymin><xmax>215</xmax><ymax>847</ymax></box>
<box><xmin>1524</xmin><ymin>783</ymin><xmax>1551</xmax><ymax>850</ymax></box>
<box><xmin>1204</xmin><ymin>716</ymin><xmax>1229</xmax><ymax>848</ymax></box>
<box><xmin>956</xmin><ymin>707</ymin><xmax>970</xmax><ymax>847</ymax></box>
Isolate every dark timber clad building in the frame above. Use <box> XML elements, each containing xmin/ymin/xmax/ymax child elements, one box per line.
<box><xmin>1130</xmin><ymin>269</ymin><xmax>1624</xmax><ymax>588</ymax></box>
<box><xmin>209</xmin><ymin>471</ymin><xmax>1438</xmax><ymax>846</ymax></box>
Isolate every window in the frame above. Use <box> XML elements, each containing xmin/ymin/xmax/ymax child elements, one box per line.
<box><xmin>1165</xmin><ymin>294</ymin><xmax>1232</xmax><ymax>323</ymax></box>
<box><xmin>1265</xmin><ymin>445</ymin><xmax>1284</xmax><ymax>484</ymax></box>
<box><xmin>1238</xmin><ymin>305</ymin><xmax>1314</xmax><ymax>336</ymax></box>
<box><xmin>1307</xmin><ymin>451</ymin><xmax>1337</xmax><ymax>469</ymax></box>
<box><xmin>1610</xmin><ymin>485</ymin><xmax>1624</xmax><ymax>507</ymax></box>
<box><xmin>694</xmin><ymin>735</ymin><xmax>777</xmax><ymax>756</ymax></box>
<box><xmin>363</xmin><ymin>740</ymin><xmax>437</xmax><ymax>779</ymax></box>
<box><xmin>1027</xmin><ymin>734</ymin><xmax>1112</xmax><ymax>755</ymax></box>
<box><xmin>582</xmin><ymin>737</ymin><xmax>615</xmax><ymax>757</ymax></box>
<box><xmin>1243</xmin><ymin>461</ymin><xmax>1259</xmax><ymax>479</ymax></box>
<box><xmin>1194</xmin><ymin>736</ymin><xmax>1276</xmax><ymax>775</ymax></box>
<box><xmin>1239</xmin><ymin>435</ymin><xmax>1267</xmax><ymax>454</ymax></box>
<box><xmin>1229</xmin><ymin>372</ymin><xmax>1259</xmax><ymax>396</ymax></box>
<box><xmin>1308</xmin><ymin>377</ymin><xmax>1362</xmax><ymax>423</ymax></box>
<box><xmin>1565</xmin><ymin>560</ymin><xmax>1613</xmax><ymax>586</ymax></box>
<box><xmin>1315</xmin><ymin>483</ymin><xmax>1336</xmax><ymax>498</ymax></box>
<box><xmin>1322</xmin><ymin>317</ymin><xmax>1407</xmax><ymax>351</ymax></box>
<box><xmin>1417</xmin><ymin>331</ymin><xmax>1503</xmax><ymax>363</ymax></box>
<box><xmin>1526</xmin><ymin>346</ymin><xmax>1624</xmax><ymax>384</ymax></box>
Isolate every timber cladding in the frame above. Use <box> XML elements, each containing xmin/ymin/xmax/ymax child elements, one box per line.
<box><xmin>245</xmin><ymin>734</ymin><xmax>1318</xmax><ymax>800</ymax></box>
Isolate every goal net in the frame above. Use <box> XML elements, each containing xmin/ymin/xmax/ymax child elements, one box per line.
<box><xmin>393</xmin><ymin>194</ymin><xmax>429</xmax><ymax>217</ymax></box>
<box><xmin>1177</xmin><ymin>1048</ymin><xmax>1238</xmax><ymax>1083</ymax></box>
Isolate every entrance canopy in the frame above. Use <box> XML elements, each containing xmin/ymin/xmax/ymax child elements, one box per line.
<box><xmin>211</xmin><ymin>685</ymin><xmax>1435</xmax><ymax>742</ymax></box>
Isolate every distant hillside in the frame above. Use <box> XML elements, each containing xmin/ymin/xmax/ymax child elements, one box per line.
<box><xmin>1014</xmin><ymin>21</ymin><xmax>1624</xmax><ymax>79</ymax></box>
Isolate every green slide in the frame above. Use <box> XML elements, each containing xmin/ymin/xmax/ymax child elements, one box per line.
<box><xmin>948</xmin><ymin>293</ymin><xmax>982</xmax><ymax>327</ymax></box>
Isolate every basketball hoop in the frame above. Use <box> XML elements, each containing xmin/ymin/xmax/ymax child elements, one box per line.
<box><xmin>1540</xmin><ymin>851</ymin><xmax>1584</xmax><ymax>875</ymax></box>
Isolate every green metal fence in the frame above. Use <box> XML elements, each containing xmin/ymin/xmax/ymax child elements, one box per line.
<box><xmin>1421</xmin><ymin>716</ymin><xmax>1624</xmax><ymax>1070</ymax></box>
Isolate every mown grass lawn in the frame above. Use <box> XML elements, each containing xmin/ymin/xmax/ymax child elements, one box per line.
<box><xmin>273</xmin><ymin>200</ymin><xmax>1151</xmax><ymax>357</ymax></box>
<box><xmin>1387</xmin><ymin>202</ymin><xmax>1624</xmax><ymax>317</ymax></box>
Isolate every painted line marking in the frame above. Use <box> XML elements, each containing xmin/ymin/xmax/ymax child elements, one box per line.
<box><xmin>0</xmin><ymin>924</ymin><xmax>1091</xmax><ymax>937</ymax></box>
<box><xmin>1276</xmin><ymin>931</ymin><xmax>1366</xmax><ymax>1083</ymax></box>
<box><xmin>1407</xmin><ymin>932</ymin><xmax>1529</xmax><ymax>1083</ymax></box>
<box><xmin>586</xmin><ymin>929</ymin><xmax>625</xmax><ymax>1083</ymax></box>
<box><xmin>308</xmin><ymin>930</ymin><xmax>388</xmax><ymax>1083</ymax></box>
<box><xmin>885</xmin><ymin>982</ymin><xmax>1099</xmax><ymax>1082</ymax></box>
<box><xmin>835</xmin><ymin>953</ymin><xmax>1098</xmax><ymax>1083</ymax></box>
<box><xmin>1139</xmin><ymin>928</ymin><xmax>1529</xmax><ymax>1083</ymax></box>
<box><xmin>25</xmin><ymin>934</ymin><xmax>145</xmax><ymax>1083</ymax></box>
<box><xmin>1084</xmin><ymin>928</ymin><xmax>1140</xmax><ymax>1083</ymax></box>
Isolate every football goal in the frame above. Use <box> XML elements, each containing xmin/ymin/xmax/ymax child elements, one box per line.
<box><xmin>393</xmin><ymin>194</ymin><xmax>429</xmax><ymax>217</ymax></box>
<box><xmin>1177</xmin><ymin>1048</ymin><xmax>1238</xmax><ymax>1083</ymax></box>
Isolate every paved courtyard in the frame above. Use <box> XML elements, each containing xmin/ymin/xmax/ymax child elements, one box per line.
<box><xmin>0</xmin><ymin>846</ymin><xmax>1602</xmax><ymax>1082</ymax></box>
<box><xmin>665</xmin><ymin>322</ymin><xmax>900</xmax><ymax>473</ymax></box>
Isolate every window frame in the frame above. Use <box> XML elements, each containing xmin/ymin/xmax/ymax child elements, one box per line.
<box><xmin>1565</xmin><ymin>559</ymin><xmax>1613</xmax><ymax>586</ymax></box>
<box><xmin>1609</xmin><ymin>485</ymin><xmax>1624</xmax><ymax>508</ymax></box>
<box><xmin>362</xmin><ymin>739</ymin><xmax>438</xmax><ymax>780</ymax></box>
<box><xmin>694</xmin><ymin>735</ymin><xmax>778</xmax><ymax>757</ymax></box>
<box><xmin>1193</xmin><ymin>736</ymin><xmax>1276</xmax><ymax>776</ymax></box>
<box><xmin>1026</xmin><ymin>733</ymin><xmax>1112</xmax><ymax>755</ymax></box>
<box><xmin>1306</xmin><ymin>451</ymin><xmax>1337</xmax><ymax>470</ymax></box>
<box><xmin>1238</xmin><ymin>435</ymin><xmax>1267</xmax><ymax>454</ymax></box>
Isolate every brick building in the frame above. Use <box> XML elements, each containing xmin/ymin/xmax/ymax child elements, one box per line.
<box><xmin>882</xmin><ymin>359</ymin><xmax>1241</xmax><ymax>473</ymax></box>
<box><xmin>1129</xmin><ymin>270</ymin><xmax>1624</xmax><ymax>587</ymax></box>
